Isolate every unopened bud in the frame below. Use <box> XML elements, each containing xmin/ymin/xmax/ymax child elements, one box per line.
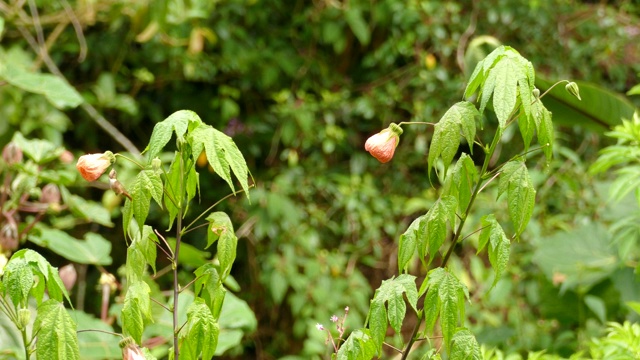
<box><xmin>58</xmin><ymin>264</ymin><xmax>77</xmax><ymax>291</ymax></box>
<box><xmin>76</xmin><ymin>151</ymin><xmax>115</xmax><ymax>181</ymax></box>
<box><xmin>2</xmin><ymin>142</ymin><xmax>23</xmax><ymax>165</ymax></box>
<box><xmin>17</xmin><ymin>309</ymin><xmax>31</xmax><ymax>330</ymax></box>
<box><xmin>152</xmin><ymin>157</ymin><xmax>162</xmax><ymax>173</ymax></box>
<box><xmin>108</xmin><ymin>169</ymin><xmax>132</xmax><ymax>200</ymax></box>
<box><xmin>59</xmin><ymin>150</ymin><xmax>74</xmax><ymax>164</ymax></box>
<box><xmin>119</xmin><ymin>337</ymin><xmax>145</xmax><ymax>360</ymax></box>
<box><xmin>532</xmin><ymin>88</ymin><xmax>540</xmax><ymax>99</ymax></box>
<box><xmin>565</xmin><ymin>82</ymin><xmax>581</xmax><ymax>101</ymax></box>
<box><xmin>364</xmin><ymin>123</ymin><xmax>404</xmax><ymax>163</ymax></box>
<box><xmin>41</xmin><ymin>184</ymin><xmax>61</xmax><ymax>205</ymax></box>
<box><xmin>99</xmin><ymin>272</ymin><xmax>117</xmax><ymax>292</ymax></box>
<box><xmin>0</xmin><ymin>223</ymin><xmax>18</xmax><ymax>252</ymax></box>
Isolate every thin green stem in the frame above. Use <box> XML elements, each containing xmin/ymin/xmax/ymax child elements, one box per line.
<box><xmin>114</xmin><ymin>153</ymin><xmax>145</xmax><ymax>169</ymax></box>
<box><xmin>21</xmin><ymin>327</ymin><xmax>29</xmax><ymax>360</ymax></box>
<box><xmin>182</xmin><ymin>186</ymin><xmax>253</xmax><ymax>235</ymax></box>
<box><xmin>173</xmin><ymin>149</ymin><xmax>185</xmax><ymax>360</ymax></box>
<box><xmin>536</xmin><ymin>80</ymin><xmax>570</xmax><ymax>104</ymax></box>
<box><xmin>399</xmin><ymin>312</ymin><xmax>423</xmax><ymax>360</ymax></box>
<box><xmin>398</xmin><ymin>121</ymin><xmax>437</xmax><ymax>126</ymax></box>
<box><xmin>150</xmin><ymin>297</ymin><xmax>172</xmax><ymax>312</ymax></box>
<box><xmin>77</xmin><ymin>329</ymin><xmax>124</xmax><ymax>338</ymax></box>
<box><xmin>178</xmin><ymin>275</ymin><xmax>201</xmax><ymax>294</ymax></box>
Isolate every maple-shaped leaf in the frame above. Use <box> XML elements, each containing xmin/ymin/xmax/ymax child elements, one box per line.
<box><xmin>477</xmin><ymin>214</ymin><xmax>510</xmax><ymax>289</ymax></box>
<box><xmin>421</xmin><ymin>267</ymin><xmax>470</xmax><ymax>351</ymax></box>
<box><xmin>336</xmin><ymin>329</ymin><xmax>377</xmax><ymax>360</ymax></box>
<box><xmin>450</xmin><ymin>329</ymin><xmax>482</xmax><ymax>360</ymax></box>
<box><xmin>420</xmin><ymin>195</ymin><xmax>458</xmax><ymax>265</ymax></box>
<box><xmin>144</xmin><ymin>110</ymin><xmax>203</xmax><ymax>161</ymax></box>
<box><xmin>187</xmin><ymin>123</ymin><xmax>251</xmax><ymax>198</ymax></box>
<box><xmin>465</xmin><ymin>46</ymin><xmax>535</xmax><ymax>129</ymax></box>
<box><xmin>366</xmin><ymin>275</ymin><xmax>417</xmax><ymax>353</ymax></box>
<box><xmin>428</xmin><ymin>102</ymin><xmax>480</xmax><ymax>175</ymax></box>
<box><xmin>498</xmin><ymin>160</ymin><xmax>536</xmax><ymax>237</ymax></box>
<box><xmin>122</xmin><ymin>281</ymin><xmax>152</xmax><ymax>344</ymax></box>
<box><xmin>178</xmin><ymin>298</ymin><xmax>219</xmax><ymax>360</ymax></box>
<box><xmin>442</xmin><ymin>154</ymin><xmax>479</xmax><ymax>215</ymax></box>
<box><xmin>129</xmin><ymin>169</ymin><xmax>163</xmax><ymax>232</ymax></box>
<box><xmin>34</xmin><ymin>299</ymin><xmax>80</xmax><ymax>360</ymax></box>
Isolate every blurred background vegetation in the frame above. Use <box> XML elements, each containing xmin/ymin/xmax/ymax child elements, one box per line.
<box><xmin>1</xmin><ymin>0</ymin><xmax>640</xmax><ymax>359</ymax></box>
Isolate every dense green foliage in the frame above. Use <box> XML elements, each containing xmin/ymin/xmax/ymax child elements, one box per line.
<box><xmin>1</xmin><ymin>0</ymin><xmax>640</xmax><ymax>359</ymax></box>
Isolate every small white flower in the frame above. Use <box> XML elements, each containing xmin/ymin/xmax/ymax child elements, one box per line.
<box><xmin>330</xmin><ymin>315</ymin><xmax>339</xmax><ymax>323</ymax></box>
<box><xmin>315</xmin><ymin>323</ymin><xmax>325</xmax><ymax>331</ymax></box>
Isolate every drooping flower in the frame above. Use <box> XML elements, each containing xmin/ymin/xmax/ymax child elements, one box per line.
<box><xmin>364</xmin><ymin>123</ymin><xmax>403</xmax><ymax>163</ymax></box>
<box><xmin>76</xmin><ymin>151</ymin><xmax>115</xmax><ymax>181</ymax></box>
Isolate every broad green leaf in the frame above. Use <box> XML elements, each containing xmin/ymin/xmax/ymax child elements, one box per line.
<box><xmin>398</xmin><ymin>215</ymin><xmax>425</xmax><ymax>273</ymax></box>
<box><xmin>28</xmin><ymin>226</ymin><xmax>112</xmax><ymax>265</ymax></box>
<box><xmin>421</xmin><ymin>268</ymin><xmax>470</xmax><ymax>350</ymax></box>
<box><xmin>11</xmin><ymin>132</ymin><xmax>63</xmax><ymax>164</ymax></box>
<box><xmin>628</xmin><ymin>84</ymin><xmax>640</xmax><ymax>96</ymax></box>
<box><xmin>3</xmin><ymin>258</ymin><xmax>33</xmax><ymax>306</ymax></box>
<box><xmin>428</xmin><ymin>102</ymin><xmax>479</xmax><ymax>175</ymax></box>
<box><xmin>537</xmin><ymin>78</ymin><xmax>636</xmax><ymax>132</ymax></box>
<box><xmin>450</xmin><ymin>329</ymin><xmax>482</xmax><ymax>360</ymax></box>
<box><xmin>60</xmin><ymin>186</ymin><xmax>114</xmax><ymax>227</ymax></box>
<box><xmin>130</xmin><ymin>169</ymin><xmax>163</xmax><ymax>231</ymax></box>
<box><xmin>478</xmin><ymin>215</ymin><xmax>510</xmax><ymax>289</ymax></box>
<box><xmin>489</xmin><ymin>56</ymin><xmax>520</xmax><ymax>127</ymax></box>
<box><xmin>442</xmin><ymin>154</ymin><xmax>479</xmax><ymax>215</ymax></box>
<box><xmin>497</xmin><ymin>160</ymin><xmax>536</xmax><ymax>237</ymax></box>
<box><xmin>421</xmin><ymin>195</ymin><xmax>457</xmax><ymax>265</ymax></box>
<box><xmin>0</xmin><ymin>62</ymin><xmax>83</xmax><ymax>109</ymax></box>
<box><xmin>194</xmin><ymin>264</ymin><xmax>226</xmax><ymax>319</ymax></box>
<box><xmin>126</xmin><ymin>245</ymin><xmax>146</xmax><ymax>284</ymax></box>
<box><xmin>367</xmin><ymin>274</ymin><xmax>417</xmax><ymax>350</ymax></box>
<box><xmin>532</xmin><ymin>223</ymin><xmax>617</xmax><ymax>293</ymax></box>
<box><xmin>72</xmin><ymin>310</ymin><xmax>121</xmax><ymax>359</ymax></box>
<box><xmin>8</xmin><ymin>249</ymin><xmax>71</xmax><ymax>306</ymax></box>
<box><xmin>122</xmin><ymin>281</ymin><xmax>152</xmax><ymax>343</ymax></box>
<box><xmin>144</xmin><ymin>110</ymin><xmax>203</xmax><ymax>161</ymax></box>
<box><xmin>464</xmin><ymin>45</ymin><xmax>506</xmax><ymax>99</ymax></box>
<box><xmin>134</xmin><ymin>225</ymin><xmax>159</xmax><ymax>274</ymax></box>
<box><xmin>336</xmin><ymin>329</ymin><xmax>377</xmax><ymax>360</ymax></box>
<box><xmin>188</xmin><ymin>123</ymin><xmax>251</xmax><ymax>197</ymax></box>
<box><xmin>178</xmin><ymin>298</ymin><xmax>219</xmax><ymax>360</ymax></box>
<box><xmin>206</xmin><ymin>212</ymin><xmax>237</xmax><ymax>279</ymax></box>
<box><xmin>215</xmin><ymin>292</ymin><xmax>257</xmax><ymax>356</ymax></box>
<box><xmin>34</xmin><ymin>299</ymin><xmax>80</xmax><ymax>360</ymax></box>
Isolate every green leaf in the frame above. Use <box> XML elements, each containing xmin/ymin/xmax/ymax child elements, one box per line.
<box><xmin>122</xmin><ymin>281</ymin><xmax>152</xmax><ymax>343</ymax></box>
<box><xmin>3</xmin><ymin>258</ymin><xmax>33</xmax><ymax>306</ymax></box>
<box><xmin>215</xmin><ymin>291</ymin><xmax>257</xmax><ymax>356</ymax></box>
<box><xmin>450</xmin><ymin>329</ymin><xmax>481</xmax><ymax>360</ymax></box>
<box><xmin>367</xmin><ymin>298</ymin><xmax>387</xmax><ymax>355</ymax></box>
<box><xmin>206</xmin><ymin>212</ymin><xmax>237</xmax><ymax>279</ymax></box>
<box><xmin>11</xmin><ymin>132</ymin><xmax>63</xmax><ymax>164</ymax></box>
<box><xmin>421</xmin><ymin>195</ymin><xmax>458</xmax><ymax>265</ymax></box>
<box><xmin>130</xmin><ymin>169</ymin><xmax>164</xmax><ymax>231</ymax></box>
<box><xmin>28</xmin><ymin>226</ymin><xmax>112</xmax><ymax>265</ymax></box>
<box><xmin>366</xmin><ymin>274</ymin><xmax>417</xmax><ymax>351</ymax></box>
<box><xmin>188</xmin><ymin>123</ymin><xmax>251</xmax><ymax>198</ymax></box>
<box><xmin>464</xmin><ymin>45</ymin><xmax>505</xmax><ymax>99</ymax></box>
<box><xmin>336</xmin><ymin>329</ymin><xmax>377</xmax><ymax>360</ymax></box>
<box><xmin>136</xmin><ymin>225</ymin><xmax>159</xmax><ymax>274</ymax></box>
<box><xmin>428</xmin><ymin>102</ymin><xmax>479</xmax><ymax>175</ymax></box>
<box><xmin>497</xmin><ymin>160</ymin><xmax>536</xmax><ymax>237</ymax></box>
<box><xmin>8</xmin><ymin>249</ymin><xmax>71</xmax><ymax>306</ymax></box>
<box><xmin>628</xmin><ymin>84</ymin><xmax>640</xmax><ymax>96</ymax></box>
<box><xmin>194</xmin><ymin>264</ymin><xmax>226</xmax><ymax>319</ymax></box>
<box><xmin>345</xmin><ymin>7</ymin><xmax>370</xmax><ymax>46</ymax></box>
<box><xmin>144</xmin><ymin>110</ymin><xmax>203</xmax><ymax>161</ymax></box>
<box><xmin>442</xmin><ymin>154</ymin><xmax>479</xmax><ymax>215</ymax></box>
<box><xmin>0</xmin><ymin>62</ymin><xmax>83</xmax><ymax>109</ymax></box>
<box><xmin>398</xmin><ymin>215</ymin><xmax>425</xmax><ymax>273</ymax></box>
<box><xmin>34</xmin><ymin>299</ymin><xmax>80</xmax><ymax>360</ymax></box>
<box><xmin>532</xmin><ymin>223</ymin><xmax>617</xmax><ymax>293</ymax></box>
<box><xmin>537</xmin><ymin>78</ymin><xmax>636</xmax><ymax>132</ymax></box>
<box><xmin>164</xmin><ymin>152</ymin><xmax>183</xmax><ymax>230</ymax></box>
<box><xmin>178</xmin><ymin>298</ymin><xmax>219</xmax><ymax>360</ymax></box>
<box><xmin>421</xmin><ymin>268</ymin><xmax>470</xmax><ymax>350</ymax></box>
<box><xmin>60</xmin><ymin>186</ymin><xmax>114</xmax><ymax>227</ymax></box>
<box><xmin>478</xmin><ymin>215</ymin><xmax>510</xmax><ymax>289</ymax></box>
<box><xmin>534</xmin><ymin>101</ymin><xmax>554</xmax><ymax>163</ymax></box>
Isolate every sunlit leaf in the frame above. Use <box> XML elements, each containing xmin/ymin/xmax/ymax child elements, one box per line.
<box><xmin>130</xmin><ymin>169</ymin><xmax>163</xmax><ymax>231</ymax></box>
<box><xmin>206</xmin><ymin>212</ymin><xmax>237</xmax><ymax>279</ymax></box>
<box><xmin>478</xmin><ymin>215</ymin><xmax>510</xmax><ymax>289</ymax></box>
<box><xmin>28</xmin><ymin>226</ymin><xmax>112</xmax><ymax>266</ymax></box>
<box><xmin>178</xmin><ymin>298</ymin><xmax>219</xmax><ymax>360</ymax></box>
<box><xmin>194</xmin><ymin>264</ymin><xmax>226</xmax><ymax>319</ymax></box>
<box><xmin>442</xmin><ymin>154</ymin><xmax>479</xmax><ymax>215</ymax></box>
<box><xmin>122</xmin><ymin>281</ymin><xmax>152</xmax><ymax>343</ymax></box>
<box><xmin>144</xmin><ymin>110</ymin><xmax>203</xmax><ymax>161</ymax></box>
<box><xmin>498</xmin><ymin>160</ymin><xmax>536</xmax><ymax>237</ymax></box>
<box><xmin>450</xmin><ymin>329</ymin><xmax>482</xmax><ymax>360</ymax></box>
<box><xmin>398</xmin><ymin>215</ymin><xmax>425</xmax><ymax>273</ymax></box>
<box><xmin>336</xmin><ymin>329</ymin><xmax>377</xmax><ymax>360</ymax></box>
<box><xmin>428</xmin><ymin>102</ymin><xmax>480</xmax><ymax>175</ymax></box>
<box><xmin>34</xmin><ymin>299</ymin><xmax>80</xmax><ymax>360</ymax></box>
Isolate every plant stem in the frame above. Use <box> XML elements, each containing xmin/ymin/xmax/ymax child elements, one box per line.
<box><xmin>21</xmin><ymin>327</ymin><xmax>30</xmax><ymax>360</ymax></box>
<box><xmin>400</xmin><ymin>312</ymin><xmax>423</xmax><ymax>360</ymax></box>
<box><xmin>172</xmin><ymin>153</ymin><xmax>185</xmax><ymax>359</ymax></box>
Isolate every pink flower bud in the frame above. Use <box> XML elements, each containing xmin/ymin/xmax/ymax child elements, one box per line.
<box><xmin>364</xmin><ymin>123</ymin><xmax>403</xmax><ymax>163</ymax></box>
<box><xmin>59</xmin><ymin>150</ymin><xmax>74</xmax><ymax>164</ymax></box>
<box><xmin>76</xmin><ymin>151</ymin><xmax>115</xmax><ymax>181</ymax></box>
<box><xmin>2</xmin><ymin>142</ymin><xmax>23</xmax><ymax>165</ymax></box>
<box><xmin>58</xmin><ymin>264</ymin><xmax>77</xmax><ymax>291</ymax></box>
<box><xmin>120</xmin><ymin>337</ymin><xmax>145</xmax><ymax>360</ymax></box>
<box><xmin>41</xmin><ymin>184</ymin><xmax>61</xmax><ymax>204</ymax></box>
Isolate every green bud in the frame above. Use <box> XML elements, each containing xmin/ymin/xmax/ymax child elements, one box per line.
<box><xmin>152</xmin><ymin>157</ymin><xmax>162</xmax><ymax>173</ymax></box>
<box><xmin>532</xmin><ymin>88</ymin><xmax>540</xmax><ymax>99</ymax></box>
<box><xmin>565</xmin><ymin>82</ymin><xmax>581</xmax><ymax>101</ymax></box>
<box><xmin>17</xmin><ymin>309</ymin><xmax>31</xmax><ymax>330</ymax></box>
